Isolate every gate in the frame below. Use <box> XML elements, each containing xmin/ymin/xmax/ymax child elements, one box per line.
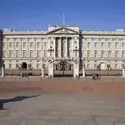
<box><xmin>54</xmin><ymin>60</ymin><xmax>73</xmax><ymax>77</ymax></box>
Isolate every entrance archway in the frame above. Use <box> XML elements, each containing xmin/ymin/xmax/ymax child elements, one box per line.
<box><xmin>54</xmin><ymin>60</ymin><xmax>73</xmax><ymax>77</ymax></box>
<box><xmin>100</xmin><ymin>62</ymin><xmax>107</xmax><ymax>70</ymax></box>
<box><xmin>21</xmin><ymin>62</ymin><xmax>27</xmax><ymax>69</ymax></box>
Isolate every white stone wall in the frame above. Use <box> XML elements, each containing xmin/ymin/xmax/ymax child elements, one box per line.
<box><xmin>82</xmin><ymin>34</ymin><xmax>125</xmax><ymax>69</ymax></box>
<box><xmin>2</xmin><ymin>26</ymin><xmax>125</xmax><ymax>70</ymax></box>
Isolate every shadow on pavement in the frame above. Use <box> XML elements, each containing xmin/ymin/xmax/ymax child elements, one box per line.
<box><xmin>0</xmin><ymin>95</ymin><xmax>40</xmax><ymax>104</ymax></box>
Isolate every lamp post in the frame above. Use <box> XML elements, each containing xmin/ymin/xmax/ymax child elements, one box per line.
<box><xmin>1</xmin><ymin>61</ymin><xmax>5</xmax><ymax>77</ymax></box>
<box><xmin>41</xmin><ymin>64</ymin><xmax>45</xmax><ymax>78</ymax></box>
<box><xmin>48</xmin><ymin>46</ymin><xmax>54</xmax><ymax>57</ymax></box>
<box><xmin>122</xmin><ymin>59</ymin><xmax>125</xmax><ymax>77</ymax></box>
<box><xmin>73</xmin><ymin>47</ymin><xmax>79</xmax><ymax>57</ymax></box>
<box><xmin>82</xmin><ymin>58</ymin><xmax>85</xmax><ymax>77</ymax></box>
<box><xmin>48</xmin><ymin>46</ymin><xmax>54</xmax><ymax>78</ymax></box>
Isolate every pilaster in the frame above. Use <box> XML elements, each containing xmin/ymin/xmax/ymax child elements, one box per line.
<box><xmin>122</xmin><ymin>67</ymin><xmax>125</xmax><ymax>77</ymax></box>
<box><xmin>1</xmin><ymin>66</ymin><xmax>5</xmax><ymax>77</ymax></box>
<box><xmin>122</xmin><ymin>61</ymin><xmax>125</xmax><ymax>77</ymax></box>
<box><xmin>41</xmin><ymin>63</ymin><xmax>45</xmax><ymax>78</ymax></box>
<box><xmin>82</xmin><ymin>63</ymin><xmax>85</xmax><ymax>77</ymax></box>
<box><xmin>48</xmin><ymin>59</ymin><xmax>54</xmax><ymax>78</ymax></box>
<box><xmin>73</xmin><ymin>59</ymin><xmax>79</xmax><ymax>78</ymax></box>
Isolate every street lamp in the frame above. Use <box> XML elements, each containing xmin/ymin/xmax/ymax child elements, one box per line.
<box><xmin>73</xmin><ymin>47</ymin><xmax>79</xmax><ymax>57</ymax></box>
<box><xmin>48</xmin><ymin>46</ymin><xmax>54</xmax><ymax>57</ymax></box>
<box><xmin>122</xmin><ymin>59</ymin><xmax>125</xmax><ymax>77</ymax></box>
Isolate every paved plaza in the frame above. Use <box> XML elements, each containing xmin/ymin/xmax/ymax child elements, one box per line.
<box><xmin>0</xmin><ymin>78</ymin><xmax>125</xmax><ymax>125</ymax></box>
<box><xmin>0</xmin><ymin>94</ymin><xmax>125</xmax><ymax>125</ymax></box>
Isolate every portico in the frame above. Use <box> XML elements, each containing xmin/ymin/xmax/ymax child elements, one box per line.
<box><xmin>43</xmin><ymin>26</ymin><xmax>81</xmax><ymax>78</ymax></box>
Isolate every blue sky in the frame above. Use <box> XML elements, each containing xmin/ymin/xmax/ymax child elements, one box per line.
<box><xmin>0</xmin><ymin>0</ymin><xmax>125</xmax><ymax>30</ymax></box>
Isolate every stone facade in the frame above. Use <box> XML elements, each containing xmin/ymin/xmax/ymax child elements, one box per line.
<box><xmin>1</xmin><ymin>25</ymin><xmax>125</xmax><ymax>77</ymax></box>
<box><xmin>0</xmin><ymin>29</ymin><xmax>3</xmax><ymax>68</ymax></box>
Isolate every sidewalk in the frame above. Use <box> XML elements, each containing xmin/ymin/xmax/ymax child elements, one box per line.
<box><xmin>0</xmin><ymin>76</ymin><xmax>125</xmax><ymax>83</ymax></box>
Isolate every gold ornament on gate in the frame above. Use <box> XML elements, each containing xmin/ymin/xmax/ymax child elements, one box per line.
<box><xmin>65</xmin><ymin>63</ymin><xmax>70</xmax><ymax>71</ymax></box>
<box><xmin>57</xmin><ymin>63</ymin><xmax>62</xmax><ymax>71</ymax></box>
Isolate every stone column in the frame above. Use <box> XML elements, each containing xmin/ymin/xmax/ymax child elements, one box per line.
<box><xmin>59</xmin><ymin>37</ymin><xmax>61</xmax><ymax>58</ymax></box>
<box><xmin>48</xmin><ymin>59</ymin><xmax>54</xmax><ymax>78</ymax></box>
<box><xmin>1</xmin><ymin>66</ymin><xmax>4</xmax><ymax>77</ymax></box>
<box><xmin>122</xmin><ymin>65</ymin><xmax>125</xmax><ymax>77</ymax></box>
<box><xmin>82</xmin><ymin>63</ymin><xmax>85</xmax><ymax>77</ymax></box>
<box><xmin>53</xmin><ymin>37</ymin><xmax>56</xmax><ymax>58</ymax></box>
<box><xmin>65</xmin><ymin>37</ymin><xmax>68</xmax><ymax>58</ymax></box>
<box><xmin>41</xmin><ymin>64</ymin><xmax>44</xmax><ymax>78</ymax></box>
<box><xmin>73</xmin><ymin>60</ymin><xmax>79</xmax><ymax>78</ymax></box>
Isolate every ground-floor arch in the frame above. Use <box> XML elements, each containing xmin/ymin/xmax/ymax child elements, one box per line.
<box><xmin>99</xmin><ymin>62</ymin><xmax>107</xmax><ymax>70</ymax></box>
<box><xmin>54</xmin><ymin>60</ymin><xmax>73</xmax><ymax>77</ymax></box>
<box><xmin>21</xmin><ymin>62</ymin><xmax>27</xmax><ymax>69</ymax></box>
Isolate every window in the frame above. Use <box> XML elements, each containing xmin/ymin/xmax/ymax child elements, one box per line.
<box><xmin>3</xmin><ymin>42</ymin><xmax>6</xmax><ymax>48</ymax></box>
<box><xmin>115</xmin><ymin>64</ymin><xmax>117</xmax><ymax>69</ymax></box>
<box><xmin>44</xmin><ymin>51</ymin><xmax>47</xmax><ymax>57</ymax></box>
<box><xmin>101</xmin><ymin>42</ymin><xmax>105</xmax><ymax>48</ymax></box>
<box><xmin>69</xmin><ymin>51</ymin><xmax>71</xmax><ymax>58</ymax></box>
<box><xmin>51</xmin><ymin>41</ymin><xmax>53</xmax><ymax>44</ymax></box>
<box><xmin>94</xmin><ymin>50</ymin><xmax>98</xmax><ymax>58</ymax></box>
<box><xmin>98</xmin><ymin>38</ymin><xmax>101</xmax><ymax>41</ymax></box>
<box><xmin>115</xmin><ymin>51</ymin><xmax>119</xmax><ymax>58</ymax></box>
<box><xmin>115</xmin><ymin>42</ymin><xmax>118</xmax><ymax>49</ymax></box>
<box><xmin>23</xmin><ymin>50</ymin><xmax>27</xmax><ymax>57</ymax></box>
<box><xmin>37</xmin><ymin>42</ymin><xmax>40</xmax><ymax>48</ymax></box>
<box><xmin>44</xmin><ymin>42</ymin><xmax>47</xmax><ymax>48</ymax></box>
<box><xmin>9</xmin><ymin>63</ymin><xmax>12</xmax><ymax>68</ymax></box>
<box><xmin>37</xmin><ymin>63</ymin><xmax>40</xmax><ymax>68</ymax></box>
<box><xmin>9</xmin><ymin>50</ymin><xmax>13</xmax><ymax>57</ymax></box>
<box><xmin>3</xmin><ymin>51</ymin><xmax>7</xmax><ymax>57</ymax></box>
<box><xmin>29</xmin><ymin>50</ymin><xmax>33</xmax><ymax>57</ymax></box>
<box><xmin>108</xmin><ymin>42</ymin><xmax>111</xmax><ymax>49</ymax></box>
<box><xmin>23</xmin><ymin>42</ymin><xmax>26</xmax><ymax>48</ymax></box>
<box><xmin>74</xmin><ymin>41</ymin><xmax>77</xmax><ymax>44</ymax></box>
<box><xmin>16</xmin><ymin>42</ymin><xmax>19</xmax><ymax>48</ymax></box>
<box><xmin>68</xmin><ymin>41</ymin><xmax>71</xmax><ymax>49</ymax></box>
<box><xmin>87</xmin><ymin>42</ymin><xmax>90</xmax><ymax>48</ymax></box>
<box><xmin>87</xmin><ymin>50</ymin><xmax>91</xmax><ymax>58</ymax></box>
<box><xmin>122</xmin><ymin>43</ymin><xmax>125</xmax><ymax>49</ymax></box>
<box><xmin>108</xmin><ymin>50</ymin><xmax>112</xmax><ymax>58</ymax></box>
<box><xmin>105</xmin><ymin>38</ymin><xmax>108</xmax><ymax>41</ymax></box>
<box><xmin>101</xmin><ymin>50</ymin><xmax>105</xmax><ymax>58</ymax></box>
<box><xmin>84</xmin><ymin>38</ymin><xmax>87</xmax><ymax>41</ymax></box>
<box><xmin>94</xmin><ymin>42</ymin><xmax>97</xmax><ymax>49</ymax></box>
<box><xmin>16</xmin><ymin>50</ymin><xmax>19</xmax><ymax>57</ymax></box>
<box><xmin>122</xmin><ymin>51</ymin><xmax>125</xmax><ymax>58</ymax></box>
<box><xmin>56</xmin><ymin>50</ymin><xmax>58</xmax><ymax>57</ymax></box>
<box><xmin>37</xmin><ymin>50</ymin><xmax>41</xmax><ymax>57</ymax></box>
<box><xmin>94</xmin><ymin>64</ymin><xmax>97</xmax><ymax>68</ymax></box>
<box><xmin>87</xmin><ymin>64</ymin><xmax>90</xmax><ymax>68</ymax></box>
<box><xmin>9</xmin><ymin>42</ymin><xmax>13</xmax><ymax>48</ymax></box>
<box><xmin>30</xmin><ymin>42</ymin><xmax>33</xmax><ymax>48</ymax></box>
<box><xmin>16</xmin><ymin>64</ymin><xmax>19</xmax><ymax>68</ymax></box>
<box><xmin>91</xmin><ymin>38</ymin><xmax>94</xmax><ymax>41</ymax></box>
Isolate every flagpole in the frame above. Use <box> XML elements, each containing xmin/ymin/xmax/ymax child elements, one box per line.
<box><xmin>63</xmin><ymin>13</ymin><xmax>65</xmax><ymax>25</ymax></box>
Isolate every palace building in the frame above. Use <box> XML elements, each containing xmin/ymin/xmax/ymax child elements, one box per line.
<box><xmin>0</xmin><ymin>25</ymin><xmax>125</xmax><ymax>78</ymax></box>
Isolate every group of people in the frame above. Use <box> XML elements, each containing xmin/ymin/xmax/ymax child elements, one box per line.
<box><xmin>21</xmin><ymin>72</ymin><xmax>29</xmax><ymax>77</ymax></box>
<box><xmin>92</xmin><ymin>73</ymin><xmax>100</xmax><ymax>80</ymax></box>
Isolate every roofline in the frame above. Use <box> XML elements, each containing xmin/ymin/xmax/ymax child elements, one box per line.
<box><xmin>48</xmin><ymin>24</ymin><xmax>79</xmax><ymax>27</ymax></box>
<box><xmin>47</xmin><ymin>27</ymin><xmax>80</xmax><ymax>35</ymax></box>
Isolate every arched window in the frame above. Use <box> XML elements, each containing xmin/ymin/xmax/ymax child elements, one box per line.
<box><xmin>101</xmin><ymin>50</ymin><xmax>105</xmax><ymax>58</ymax></box>
<box><xmin>94</xmin><ymin>50</ymin><xmax>98</xmax><ymax>58</ymax></box>
<box><xmin>115</xmin><ymin>50</ymin><xmax>119</xmax><ymax>58</ymax></box>
<box><xmin>37</xmin><ymin>50</ymin><xmax>41</xmax><ymax>57</ymax></box>
<box><xmin>87</xmin><ymin>50</ymin><xmax>91</xmax><ymax>58</ymax></box>
<box><xmin>122</xmin><ymin>51</ymin><xmax>125</xmax><ymax>58</ymax></box>
<box><xmin>108</xmin><ymin>50</ymin><xmax>112</xmax><ymax>58</ymax></box>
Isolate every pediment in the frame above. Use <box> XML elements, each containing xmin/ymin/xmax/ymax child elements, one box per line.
<box><xmin>47</xmin><ymin>27</ymin><xmax>80</xmax><ymax>35</ymax></box>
